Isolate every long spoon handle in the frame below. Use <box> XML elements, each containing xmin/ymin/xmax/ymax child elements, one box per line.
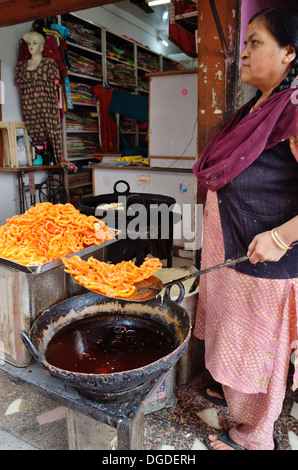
<box><xmin>164</xmin><ymin>239</ymin><xmax>298</xmax><ymax>292</ymax></box>
<box><xmin>162</xmin><ymin>255</ymin><xmax>249</xmax><ymax>289</ymax></box>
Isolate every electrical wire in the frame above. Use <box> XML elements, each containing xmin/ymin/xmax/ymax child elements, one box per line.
<box><xmin>162</xmin><ymin>116</ymin><xmax>197</xmax><ymax>169</ymax></box>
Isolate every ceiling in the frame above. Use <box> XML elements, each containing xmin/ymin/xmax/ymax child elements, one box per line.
<box><xmin>0</xmin><ymin>0</ymin><xmax>169</xmax><ymax>32</ymax></box>
<box><xmin>109</xmin><ymin>0</ymin><xmax>185</xmax><ymax>54</ymax></box>
<box><xmin>112</xmin><ymin>1</ymin><xmax>171</xmax><ymax>35</ymax></box>
<box><xmin>0</xmin><ymin>0</ymin><xmax>183</xmax><ymax>55</ymax></box>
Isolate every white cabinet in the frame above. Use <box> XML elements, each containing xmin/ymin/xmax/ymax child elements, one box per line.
<box><xmin>147</xmin><ymin>70</ymin><xmax>198</xmax><ymax>169</ymax></box>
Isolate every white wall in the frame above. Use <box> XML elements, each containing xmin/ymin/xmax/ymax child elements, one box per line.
<box><xmin>1</xmin><ymin>22</ymin><xmax>31</xmax><ymax>121</ymax></box>
<box><xmin>169</xmin><ymin>53</ymin><xmax>197</xmax><ymax>70</ymax></box>
<box><xmin>0</xmin><ymin>22</ymin><xmax>32</xmax><ymax>223</ymax></box>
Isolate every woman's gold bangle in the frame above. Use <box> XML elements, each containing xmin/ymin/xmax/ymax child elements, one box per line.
<box><xmin>271</xmin><ymin>228</ymin><xmax>293</xmax><ymax>251</ymax></box>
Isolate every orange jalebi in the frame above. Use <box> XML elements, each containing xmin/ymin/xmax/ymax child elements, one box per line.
<box><xmin>62</xmin><ymin>256</ymin><xmax>162</xmax><ymax>298</ymax></box>
<box><xmin>0</xmin><ymin>202</ymin><xmax>114</xmax><ymax>266</ymax></box>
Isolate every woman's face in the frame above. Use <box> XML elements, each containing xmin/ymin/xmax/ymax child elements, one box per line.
<box><xmin>240</xmin><ymin>18</ymin><xmax>292</xmax><ymax>92</ymax></box>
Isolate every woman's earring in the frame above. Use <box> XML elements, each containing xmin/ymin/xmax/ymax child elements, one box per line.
<box><xmin>282</xmin><ymin>57</ymin><xmax>289</xmax><ymax>63</ymax></box>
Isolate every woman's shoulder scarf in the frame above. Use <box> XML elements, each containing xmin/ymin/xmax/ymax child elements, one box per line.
<box><xmin>193</xmin><ymin>86</ymin><xmax>298</xmax><ymax>198</ymax></box>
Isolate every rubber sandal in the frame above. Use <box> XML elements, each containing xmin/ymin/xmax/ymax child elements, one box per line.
<box><xmin>206</xmin><ymin>431</ymin><xmax>246</xmax><ymax>450</ymax></box>
<box><xmin>204</xmin><ymin>383</ymin><xmax>228</xmax><ymax>407</ymax></box>
<box><xmin>206</xmin><ymin>430</ymin><xmax>280</xmax><ymax>450</ymax></box>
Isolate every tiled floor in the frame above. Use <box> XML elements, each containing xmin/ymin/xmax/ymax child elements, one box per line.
<box><xmin>144</xmin><ymin>368</ymin><xmax>298</xmax><ymax>451</ymax></box>
<box><xmin>0</xmin><ymin>363</ymin><xmax>297</xmax><ymax>450</ymax></box>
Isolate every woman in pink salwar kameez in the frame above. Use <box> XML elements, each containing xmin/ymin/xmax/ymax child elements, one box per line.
<box><xmin>193</xmin><ymin>7</ymin><xmax>298</xmax><ymax>450</ymax></box>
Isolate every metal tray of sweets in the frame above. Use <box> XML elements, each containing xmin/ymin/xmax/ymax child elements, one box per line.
<box><xmin>0</xmin><ymin>229</ymin><xmax>119</xmax><ymax>275</ymax></box>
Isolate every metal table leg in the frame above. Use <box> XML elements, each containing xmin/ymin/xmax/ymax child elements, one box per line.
<box><xmin>17</xmin><ymin>171</ymin><xmax>25</xmax><ymax>213</ymax></box>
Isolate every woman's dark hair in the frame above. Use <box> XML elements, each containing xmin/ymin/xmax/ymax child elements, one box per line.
<box><xmin>250</xmin><ymin>7</ymin><xmax>298</xmax><ymax>93</ymax></box>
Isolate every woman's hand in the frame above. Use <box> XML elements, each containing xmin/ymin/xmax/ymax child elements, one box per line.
<box><xmin>247</xmin><ymin>231</ymin><xmax>287</xmax><ymax>264</ymax></box>
<box><xmin>247</xmin><ymin>216</ymin><xmax>298</xmax><ymax>264</ymax></box>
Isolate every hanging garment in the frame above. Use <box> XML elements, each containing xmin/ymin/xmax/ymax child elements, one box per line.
<box><xmin>15</xmin><ymin>57</ymin><xmax>63</xmax><ymax>165</ymax></box>
<box><xmin>93</xmin><ymin>84</ymin><xmax>118</xmax><ymax>153</ymax></box>
<box><xmin>107</xmin><ymin>89</ymin><xmax>149</xmax><ymax>153</ymax></box>
<box><xmin>44</xmin><ymin>28</ymin><xmax>72</xmax><ymax>112</ymax></box>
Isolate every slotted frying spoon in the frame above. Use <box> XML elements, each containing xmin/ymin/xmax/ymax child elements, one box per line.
<box><xmin>72</xmin><ymin>255</ymin><xmax>249</xmax><ymax>302</ymax></box>
<box><xmin>137</xmin><ymin>254</ymin><xmax>249</xmax><ymax>301</ymax></box>
<box><xmin>72</xmin><ymin>242</ymin><xmax>298</xmax><ymax>302</ymax></box>
<box><xmin>132</xmin><ymin>240</ymin><xmax>298</xmax><ymax>302</ymax></box>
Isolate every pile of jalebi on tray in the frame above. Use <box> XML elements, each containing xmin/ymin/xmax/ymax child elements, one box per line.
<box><xmin>62</xmin><ymin>255</ymin><xmax>162</xmax><ymax>298</ymax></box>
<box><xmin>0</xmin><ymin>202</ymin><xmax>114</xmax><ymax>266</ymax></box>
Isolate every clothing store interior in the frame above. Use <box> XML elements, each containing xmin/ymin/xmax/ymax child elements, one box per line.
<box><xmin>0</xmin><ymin>0</ymin><xmax>297</xmax><ymax>452</ymax></box>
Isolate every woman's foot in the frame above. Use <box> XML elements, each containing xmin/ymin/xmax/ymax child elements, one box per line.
<box><xmin>204</xmin><ymin>383</ymin><xmax>227</xmax><ymax>407</ymax></box>
<box><xmin>206</xmin><ymin>387</ymin><xmax>224</xmax><ymax>400</ymax></box>
<box><xmin>206</xmin><ymin>431</ymin><xmax>279</xmax><ymax>450</ymax></box>
<box><xmin>206</xmin><ymin>431</ymin><xmax>246</xmax><ymax>450</ymax></box>
<box><xmin>207</xmin><ymin>433</ymin><xmax>236</xmax><ymax>450</ymax></box>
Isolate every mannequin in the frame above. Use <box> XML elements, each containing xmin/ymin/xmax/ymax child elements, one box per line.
<box><xmin>15</xmin><ymin>31</ymin><xmax>76</xmax><ymax>172</ymax></box>
<box><xmin>22</xmin><ymin>31</ymin><xmax>45</xmax><ymax>70</ymax></box>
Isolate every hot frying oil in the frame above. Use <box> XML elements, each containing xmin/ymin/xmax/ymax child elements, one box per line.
<box><xmin>45</xmin><ymin>314</ymin><xmax>176</xmax><ymax>374</ymax></box>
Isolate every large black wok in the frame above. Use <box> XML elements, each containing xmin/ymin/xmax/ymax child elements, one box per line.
<box><xmin>21</xmin><ymin>290</ymin><xmax>191</xmax><ymax>401</ymax></box>
<box><xmin>79</xmin><ymin>180</ymin><xmax>176</xmax><ymax>225</ymax></box>
<box><xmin>79</xmin><ymin>180</ymin><xmax>179</xmax><ymax>266</ymax></box>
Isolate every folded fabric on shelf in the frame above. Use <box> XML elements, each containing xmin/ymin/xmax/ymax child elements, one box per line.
<box><xmin>70</xmin><ymin>82</ymin><xmax>97</xmax><ymax>104</ymax></box>
<box><xmin>67</xmin><ymin>136</ymin><xmax>101</xmax><ymax>158</ymax></box>
<box><xmin>65</xmin><ymin>110</ymin><xmax>98</xmax><ymax>132</ymax></box>
<box><xmin>68</xmin><ymin>50</ymin><xmax>102</xmax><ymax>78</ymax></box>
<box><xmin>62</xmin><ymin>20</ymin><xmax>100</xmax><ymax>50</ymax></box>
<box><xmin>137</xmin><ymin>50</ymin><xmax>159</xmax><ymax>72</ymax></box>
<box><xmin>106</xmin><ymin>42</ymin><xmax>134</xmax><ymax>66</ymax></box>
<box><xmin>107</xmin><ymin>62</ymin><xmax>135</xmax><ymax>86</ymax></box>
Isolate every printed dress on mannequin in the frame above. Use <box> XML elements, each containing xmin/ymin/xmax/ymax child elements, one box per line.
<box><xmin>15</xmin><ymin>31</ymin><xmax>76</xmax><ymax>172</ymax></box>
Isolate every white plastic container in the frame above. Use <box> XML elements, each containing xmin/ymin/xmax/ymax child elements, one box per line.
<box><xmin>155</xmin><ymin>267</ymin><xmax>204</xmax><ymax>385</ymax></box>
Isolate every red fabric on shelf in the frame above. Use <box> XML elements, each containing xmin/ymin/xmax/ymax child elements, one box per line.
<box><xmin>93</xmin><ymin>84</ymin><xmax>118</xmax><ymax>153</ymax></box>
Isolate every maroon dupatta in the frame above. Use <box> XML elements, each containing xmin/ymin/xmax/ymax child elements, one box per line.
<box><xmin>193</xmin><ymin>86</ymin><xmax>298</xmax><ymax>198</ymax></box>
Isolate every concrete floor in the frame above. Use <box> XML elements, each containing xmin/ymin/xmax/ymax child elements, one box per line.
<box><xmin>0</xmin><ymin>367</ymin><xmax>297</xmax><ymax>450</ymax></box>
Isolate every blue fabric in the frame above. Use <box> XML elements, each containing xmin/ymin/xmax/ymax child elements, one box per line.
<box><xmin>109</xmin><ymin>89</ymin><xmax>148</xmax><ymax>123</ymax></box>
<box><xmin>50</xmin><ymin>24</ymin><xmax>69</xmax><ymax>39</ymax></box>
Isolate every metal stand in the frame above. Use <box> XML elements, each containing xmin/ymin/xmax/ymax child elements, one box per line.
<box><xmin>0</xmin><ymin>360</ymin><xmax>167</xmax><ymax>450</ymax></box>
<box><xmin>0</xmin><ymin>165</ymin><xmax>65</xmax><ymax>214</ymax></box>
